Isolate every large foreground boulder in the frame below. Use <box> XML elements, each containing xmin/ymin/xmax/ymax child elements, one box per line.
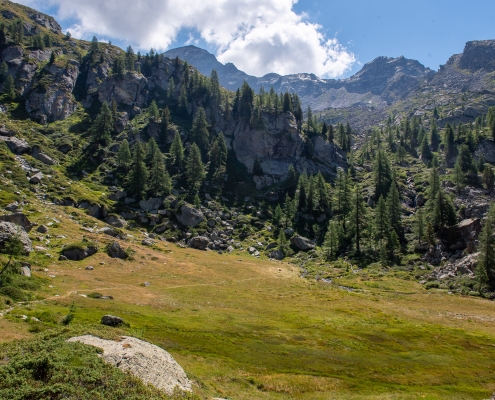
<box><xmin>290</xmin><ymin>235</ymin><xmax>315</xmax><ymax>251</ymax></box>
<box><xmin>0</xmin><ymin>221</ymin><xmax>32</xmax><ymax>255</ymax></box>
<box><xmin>175</xmin><ymin>203</ymin><xmax>204</xmax><ymax>227</ymax></box>
<box><xmin>67</xmin><ymin>335</ymin><xmax>192</xmax><ymax>395</ymax></box>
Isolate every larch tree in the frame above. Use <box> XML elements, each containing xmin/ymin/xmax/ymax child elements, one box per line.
<box><xmin>186</xmin><ymin>143</ymin><xmax>205</xmax><ymax>191</ymax></box>
<box><xmin>128</xmin><ymin>142</ymin><xmax>148</xmax><ymax>200</ymax></box>
<box><xmin>476</xmin><ymin>203</ymin><xmax>495</xmax><ymax>290</ymax></box>
<box><xmin>149</xmin><ymin>146</ymin><xmax>171</xmax><ymax>196</ymax></box>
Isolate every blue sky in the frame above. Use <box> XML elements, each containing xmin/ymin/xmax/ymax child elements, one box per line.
<box><xmin>16</xmin><ymin>0</ymin><xmax>495</xmax><ymax>78</ymax></box>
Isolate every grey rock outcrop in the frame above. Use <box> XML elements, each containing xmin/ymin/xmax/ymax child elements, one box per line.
<box><xmin>36</xmin><ymin>224</ymin><xmax>48</xmax><ymax>234</ymax></box>
<box><xmin>189</xmin><ymin>236</ymin><xmax>210</xmax><ymax>250</ymax></box>
<box><xmin>105</xmin><ymin>215</ymin><xmax>126</xmax><ymax>228</ymax></box>
<box><xmin>428</xmin><ymin>253</ymin><xmax>479</xmax><ymax>280</ymax></box>
<box><xmin>0</xmin><ymin>221</ymin><xmax>32</xmax><ymax>255</ymax></box>
<box><xmin>290</xmin><ymin>235</ymin><xmax>315</xmax><ymax>251</ymax></box>
<box><xmin>139</xmin><ymin>198</ymin><xmax>162</xmax><ymax>212</ymax></box>
<box><xmin>0</xmin><ymin>213</ymin><xmax>33</xmax><ymax>232</ymax></box>
<box><xmin>67</xmin><ymin>335</ymin><xmax>192</xmax><ymax>395</ymax></box>
<box><xmin>98</xmin><ymin>71</ymin><xmax>148</xmax><ymax>110</ymax></box>
<box><xmin>107</xmin><ymin>241</ymin><xmax>127</xmax><ymax>259</ymax></box>
<box><xmin>97</xmin><ymin>226</ymin><xmax>118</xmax><ymax>237</ymax></box>
<box><xmin>25</xmin><ymin>61</ymin><xmax>79</xmax><ymax>123</ymax></box>
<box><xmin>31</xmin><ymin>145</ymin><xmax>56</xmax><ymax>165</ymax></box>
<box><xmin>232</xmin><ymin>112</ymin><xmax>347</xmax><ymax>188</ymax></box>
<box><xmin>175</xmin><ymin>203</ymin><xmax>204</xmax><ymax>227</ymax></box>
<box><xmin>0</xmin><ymin>136</ymin><xmax>30</xmax><ymax>154</ymax></box>
<box><xmin>269</xmin><ymin>249</ymin><xmax>285</xmax><ymax>260</ymax></box>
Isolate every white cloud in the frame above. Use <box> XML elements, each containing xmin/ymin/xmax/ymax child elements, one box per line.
<box><xmin>15</xmin><ymin>0</ymin><xmax>355</xmax><ymax>78</ymax></box>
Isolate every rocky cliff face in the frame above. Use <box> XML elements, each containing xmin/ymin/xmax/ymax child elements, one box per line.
<box><xmin>232</xmin><ymin>112</ymin><xmax>347</xmax><ymax>189</ymax></box>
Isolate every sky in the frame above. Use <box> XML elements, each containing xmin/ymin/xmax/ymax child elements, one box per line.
<box><xmin>14</xmin><ymin>0</ymin><xmax>495</xmax><ymax>79</ymax></box>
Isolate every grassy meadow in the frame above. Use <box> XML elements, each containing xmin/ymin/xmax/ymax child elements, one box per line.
<box><xmin>1</xmin><ymin>204</ymin><xmax>495</xmax><ymax>399</ymax></box>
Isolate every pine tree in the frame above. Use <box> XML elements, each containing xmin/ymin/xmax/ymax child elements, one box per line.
<box><xmin>415</xmin><ymin>207</ymin><xmax>425</xmax><ymax>245</ymax></box>
<box><xmin>167</xmin><ymin>78</ymin><xmax>175</xmax><ymax>101</ymax></box>
<box><xmin>90</xmin><ymin>35</ymin><xmax>99</xmax><ymax>52</ymax></box>
<box><xmin>420</xmin><ymin>135</ymin><xmax>432</xmax><ymax>162</ymax></box>
<box><xmin>323</xmin><ymin>220</ymin><xmax>341</xmax><ymax>260</ymax></box>
<box><xmin>49</xmin><ymin>51</ymin><xmax>56</xmax><ymax>65</ymax></box>
<box><xmin>327</xmin><ymin>124</ymin><xmax>334</xmax><ymax>143</ymax></box>
<box><xmin>128</xmin><ymin>142</ymin><xmax>148</xmax><ymax>200</ymax></box>
<box><xmin>116</xmin><ymin>139</ymin><xmax>131</xmax><ymax>168</ymax></box>
<box><xmin>273</xmin><ymin>204</ymin><xmax>283</xmax><ymax>226</ymax></box>
<box><xmin>386</xmin><ymin>174</ymin><xmax>401</xmax><ymax>235</ymax></box>
<box><xmin>430</xmin><ymin>119</ymin><xmax>440</xmax><ymax>152</ymax></box>
<box><xmin>482</xmin><ymin>165</ymin><xmax>494</xmax><ymax>191</ymax></box>
<box><xmin>0</xmin><ymin>62</ymin><xmax>8</xmax><ymax>83</ymax></box>
<box><xmin>476</xmin><ymin>203</ymin><xmax>495</xmax><ymax>290</ymax></box>
<box><xmin>456</xmin><ymin>144</ymin><xmax>476</xmax><ymax>174</ymax></box>
<box><xmin>43</xmin><ymin>33</ymin><xmax>52</xmax><ymax>48</ymax></box>
<box><xmin>125</xmin><ymin>45</ymin><xmax>136</xmax><ymax>71</ymax></box>
<box><xmin>209</xmin><ymin>69</ymin><xmax>221</xmax><ymax>107</ymax></box>
<box><xmin>148</xmin><ymin>100</ymin><xmax>159</xmax><ymax>121</ymax></box>
<box><xmin>453</xmin><ymin>161</ymin><xmax>465</xmax><ymax>194</ymax></box>
<box><xmin>427</xmin><ymin>155</ymin><xmax>441</xmax><ymax>211</ymax></box>
<box><xmin>170</xmin><ymin>131</ymin><xmax>184</xmax><ymax>169</ymax></box>
<box><xmin>333</xmin><ymin>169</ymin><xmax>351</xmax><ymax>231</ymax></box>
<box><xmin>373</xmin><ymin>149</ymin><xmax>392</xmax><ymax>200</ymax></box>
<box><xmin>444</xmin><ymin>123</ymin><xmax>456</xmax><ymax>160</ymax></box>
<box><xmin>149</xmin><ymin>147</ymin><xmax>171</xmax><ymax>196</ymax></box>
<box><xmin>111</xmin><ymin>98</ymin><xmax>118</xmax><ymax>119</ymax></box>
<box><xmin>3</xmin><ymin>74</ymin><xmax>15</xmax><ymax>99</ymax></box>
<box><xmin>374</xmin><ymin>195</ymin><xmax>389</xmax><ymax>247</ymax></box>
<box><xmin>315</xmin><ymin>172</ymin><xmax>330</xmax><ymax>212</ymax></box>
<box><xmin>278</xmin><ymin>229</ymin><xmax>289</xmax><ymax>253</ymax></box>
<box><xmin>146</xmin><ymin>138</ymin><xmax>159</xmax><ymax>166</ymax></box>
<box><xmin>283</xmin><ymin>92</ymin><xmax>292</xmax><ymax>113</ymax></box>
<box><xmin>186</xmin><ymin>143</ymin><xmax>205</xmax><ymax>190</ymax></box>
<box><xmin>432</xmin><ymin>189</ymin><xmax>456</xmax><ymax>230</ymax></box>
<box><xmin>350</xmin><ymin>183</ymin><xmax>367</xmax><ymax>254</ymax></box>
<box><xmin>88</xmin><ymin>102</ymin><xmax>113</xmax><ymax>150</ymax></box>
<box><xmin>191</xmin><ymin>107</ymin><xmax>209</xmax><ymax>157</ymax></box>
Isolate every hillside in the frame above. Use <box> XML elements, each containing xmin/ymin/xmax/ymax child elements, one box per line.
<box><xmin>0</xmin><ymin>1</ymin><xmax>494</xmax><ymax>399</ymax></box>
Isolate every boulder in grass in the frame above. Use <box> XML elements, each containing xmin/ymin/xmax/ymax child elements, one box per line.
<box><xmin>175</xmin><ymin>203</ymin><xmax>204</xmax><ymax>227</ymax></box>
<box><xmin>188</xmin><ymin>236</ymin><xmax>211</xmax><ymax>250</ymax></box>
<box><xmin>0</xmin><ymin>213</ymin><xmax>33</xmax><ymax>232</ymax></box>
<box><xmin>0</xmin><ymin>221</ymin><xmax>32</xmax><ymax>255</ymax></box>
<box><xmin>61</xmin><ymin>242</ymin><xmax>98</xmax><ymax>261</ymax></box>
<box><xmin>100</xmin><ymin>315</ymin><xmax>124</xmax><ymax>327</ymax></box>
<box><xmin>67</xmin><ymin>335</ymin><xmax>192</xmax><ymax>395</ymax></box>
<box><xmin>290</xmin><ymin>235</ymin><xmax>315</xmax><ymax>251</ymax></box>
<box><xmin>107</xmin><ymin>241</ymin><xmax>127</xmax><ymax>259</ymax></box>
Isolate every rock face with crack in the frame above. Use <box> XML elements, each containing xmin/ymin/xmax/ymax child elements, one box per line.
<box><xmin>67</xmin><ymin>335</ymin><xmax>192</xmax><ymax>395</ymax></box>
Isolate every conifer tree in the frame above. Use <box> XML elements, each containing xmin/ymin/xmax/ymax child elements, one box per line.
<box><xmin>324</xmin><ymin>220</ymin><xmax>341</xmax><ymax>260</ymax></box>
<box><xmin>432</xmin><ymin>189</ymin><xmax>456</xmax><ymax>230</ymax></box>
<box><xmin>482</xmin><ymin>165</ymin><xmax>494</xmax><ymax>191</ymax></box>
<box><xmin>186</xmin><ymin>143</ymin><xmax>205</xmax><ymax>190</ymax></box>
<box><xmin>273</xmin><ymin>204</ymin><xmax>283</xmax><ymax>226</ymax></box>
<box><xmin>296</xmin><ymin>174</ymin><xmax>307</xmax><ymax>212</ymax></box>
<box><xmin>456</xmin><ymin>144</ymin><xmax>476</xmax><ymax>174</ymax></box>
<box><xmin>315</xmin><ymin>172</ymin><xmax>330</xmax><ymax>212</ymax></box>
<box><xmin>373</xmin><ymin>149</ymin><xmax>392</xmax><ymax>200</ymax></box>
<box><xmin>49</xmin><ymin>51</ymin><xmax>56</xmax><ymax>65</ymax></box>
<box><xmin>426</xmin><ymin>155</ymin><xmax>441</xmax><ymax>211</ymax></box>
<box><xmin>3</xmin><ymin>74</ymin><xmax>14</xmax><ymax>99</ymax></box>
<box><xmin>125</xmin><ymin>45</ymin><xmax>136</xmax><ymax>71</ymax></box>
<box><xmin>327</xmin><ymin>124</ymin><xmax>334</xmax><ymax>143</ymax></box>
<box><xmin>283</xmin><ymin>92</ymin><xmax>292</xmax><ymax>113</ymax></box>
<box><xmin>191</xmin><ymin>107</ymin><xmax>209</xmax><ymax>157</ymax></box>
<box><xmin>443</xmin><ymin>123</ymin><xmax>456</xmax><ymax>160</ymax></box>
<box><xmin>386</xmin><ymin>173</ymin><xmax>401</xmax><ymax>235</ymax></box>
<box><xmin>453</xmin><ymin>161</ymin><xmax>465</xmax><ymax>194</ymax></box>
<box><xmin>90</xmin><ymin>35</ymin><xmax>99</xmax><ymax>52</ymax></box>
<box><xmin>148</xmin><ymin>100</ymin><xmax>159</xmax><ymax>121</ymax></box>
<box><xmin>333</xmin><ymin>169</ymin><xmax>351</xmax><ymax>231</ymax></box>
<box><xmin>149</xmin><ymin>146</ymin><xmax>171</xmax><ymax>196</ymax></box>
<box><xmin>476</xmin><ymin>203</ymin><xmax>495</xmax><ymax>290</ymax></box>
<box><xmin>350</xmin><ymin>183</ymin><xmax>367</xmax><ymax>254</ymax></box>
<box><xmin>111</xmin><ymin>98</ymin><xmax>118</xmax><ymax>119</ymax></box>
<box><xmin>116</xmin><ymin>139</ymin><xmax>131</xmax><ymax>169</ymax></box>
<box><xmin>278</xmin><ymin>229</ymin><xmax>289</xmax><ymax>253</ymax></box>
<box><xmin>89</xmin><ymin>102</ymin><xmax>113</xmax><ymax>150</ymax></box>
<box><xmin>0</xmin><ymin>62</ymin><xmax>8</xmax><ymax>83</ymax></box>
<box><xmin>420</xmin><ymin>135</ymin><xmax>432</xmax><ymax>162</ymax></box>
<box><xmin>146</xmin><ymin>138</ymin><xmax>159</xmax><ymax>166</ymax></box>
<box><xmin>374</xmin><ymin>195</ymin><xmax>389</xmax><ymax>246</ymax></box>
<box><xmin>430</xmin><ymin>119</ymin><xmax>440</xmax><ymax>152</ymax></box>
<box><xmin>167</xmin><ymin>78</ymin><xmax>175</xmax><ymax>101</ymax></box>
<box><xmin>128</xmin><ymin>142</ymin><xmax>148</xmax><ymax>200</ymax></box>
<box><xmin>415</xmin><ymin>207</ymin><xmax>425</xmax><ymax>245</ymax></box>
<box><xmin>170</xmin><ymin>131</ymin><xmax>184</xmax><ymax>169</ymax></box>
<box><xmin>209</xmin><ymin>69</ymin><xmax>221</xmax><ymax>107</ymax></box>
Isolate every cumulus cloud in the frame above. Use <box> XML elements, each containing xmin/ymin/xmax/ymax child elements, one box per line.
<box><xmin>16</xmin><ymin>0</ymin><xmax>355</xmax><ymax>78</ymax></box>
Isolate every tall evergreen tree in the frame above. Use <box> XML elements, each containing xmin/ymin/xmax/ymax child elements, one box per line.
<box><xmin>89</xmin><ymin>102</ymin><xmax>113</xmax><ymax>150</ymax></box>
<box><xmin>432</xmin><ymin>189</ymin><xmax>456</xmax><ymax>230</ymax></box>
<box><xmin>324</xmin><ymin>220</ymin><xmax>342</xmax><ymax>260</ymax></box>
<box><xmin>373</xmin><ymin>149</ymin><xmax>392</xmax><ymax>200</ymax></box>
<box><xmin>386</xmin><ymin>173</ymin><xmax>401</xmax><ymax>235</ymax></box>
<box><xmin>443</xmin><ymin>123</ymin><xmax>456</xmax><ymax>160</ymax></box>
<box><xmin>327</xmin><ymin>124</ymin><xmax>334</xmax><ymax>143</ymax></box>
<box><xmin>476</xmin><ymin>203</ymin><xmax>495</xmax><ymax>290</ymax></box>
<box><xmin>148</xmin><ymin>100</ymin><xmax>159</xmax><ymax>121</ymax></box>
<box><xmin>350</xmin><ymin>183</ymin><xmax>367</xmax><ymax>254</ymax></box>
<box><xmin>420</xmin><ymin>135</ymin><xmax>432</xmax><ymax>162</ymax></box>
<box><xmin>430</xmin><ymin>119</ymin><xmax>440</xmax><ymax>152</ymax></box>
<box><xmin>191</xmin><ymin>107</ymin><xmax>210</xmax><ymax>157</ymax></box>
<box><xmin>333</xmin><ymin>169</ymin><xmax>351</xmax><ymax>231</ymax></box>
<box><xmin>0</xmin><ymin>62</ymin><xmax>8</xmax><ymax>83</ymax></box>
<box><xmin>169</xmin><ymin>131</ymin><xmax>184</xmax><ymax>170</ymax></box>
<box><xmin>482</xmin><ymin>165</ymin><xmax>494</xmax><ymax>191</ymax></box>
<box><xmin>116</xmin><ymin>139</ymin><xmax>131</xmax><ymax>169</ymax></box>
<box><xmin>186</xmin><ymin>143</ymin><xmax>205</xmax><ymax>190</ymax></box>
<box><xmin>149</xmin><ymin>146</ymin><xmax>171</xmax><ymax>196</ymax></box>
<box><xmin>3</xmin><ymin>74</ymin><xmax>14</xmax><ymax>99</ymax></box>
<box><xmin>128</xmin><ymin>142</ymin><xmax>148</xmax><ymax>200</ymax></box>
<box><xmin>374</xmin><ymin>195</ymin><xmax>389</xmax><ymax>246</ymax></box>
<box><xmin>427</xmin><ymin>155</ymin><xmax>441</xmax><ymax>211</ymax></box>
<box><xmin>415</xmin><ymin>207</ymin><xmax>425</xmax><ymax>245</ymax></box>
